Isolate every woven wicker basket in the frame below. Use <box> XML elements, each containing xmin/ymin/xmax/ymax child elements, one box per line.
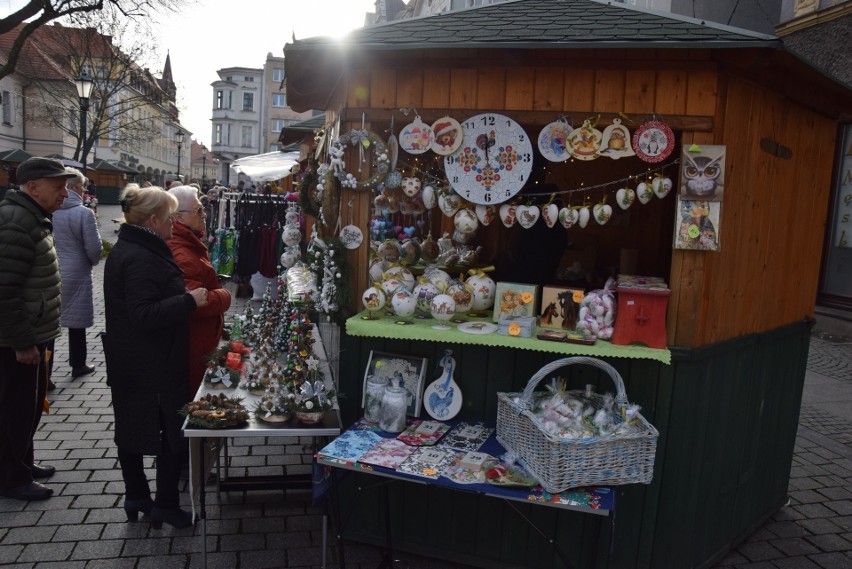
<box><xmin>496</xmin><ymin>356</ymin><xmax>658</xmax><ymax>493</ymax></box>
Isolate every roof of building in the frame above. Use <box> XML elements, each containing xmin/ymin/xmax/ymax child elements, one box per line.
<box><xmin>289</xmin><ymin>0</ymin><xmax>778</xmax><ymax>53</ymax></box>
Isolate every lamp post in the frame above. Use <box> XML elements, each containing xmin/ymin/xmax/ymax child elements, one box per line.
<box><xmin>74</xmin><ymin>67</ymin><xmax>94</xmax><ymax>178</ymax></box>
<box><xmin>175</xmin><ymin>129</ymin><xmax>185</xmax><ymax>181</ymax></box>
<box><xmin>201</xmin><ymin>147</ymin><xmax>207</xmax><ymax>186</ymax></box>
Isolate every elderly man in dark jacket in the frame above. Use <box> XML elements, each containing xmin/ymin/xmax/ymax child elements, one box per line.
<box><xmin>0</xmin><ymin>157</ymin><xmax>75</xmax><ymax>501</ymax></box>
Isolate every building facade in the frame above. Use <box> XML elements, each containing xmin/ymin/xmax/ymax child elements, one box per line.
<box><xmin>210</xmin><ymin>66</ymin><xmax>263</xmax><ymax>185</ymax></box>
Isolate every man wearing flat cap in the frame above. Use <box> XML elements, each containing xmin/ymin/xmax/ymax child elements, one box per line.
<box><xmin>0</xmin><ymin>157</ymin><xmax>74</xmax><ymax>501</ymax></box>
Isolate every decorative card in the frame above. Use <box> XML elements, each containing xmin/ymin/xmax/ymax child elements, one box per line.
<box><xmin>673</xmin><ymin>199</ymin><xmax>721</xmax><ymax>251</ymax></box>
<box><xmin>437</xmin><ymin>422</ymin><xmax>493</xmax><ymax>452</ymax></box>
<box><xmin>443</xmin><ymin>453</ymin><xmax>497</xmax><ymax>485</ymax></box>
<box><xmin>540</xmin><ymin>286</ymin><xmax>584</xmax><ymax>330</ymax></box>
<box><xmin>396</xmin><ymin>420</ymin><xmax>450</xmax><ymax>446</ymax></box>
<box><xmin>358</xmin><ymin>438</ymin><xmax>417</xmax><ymax>470</ymax></box>
<box><xmin>363</xmin><ymin>351</ymin><xmax>428</xmax><ymax>417</ymax></box>
<box><xmin>397</xmin><ymin>447</ymin><xmax>460</xmax><ymax>479</ymax></box>
<box><xmin>492</xmin><ymin>282</ymin><xmax>539</xmax><ymax>322</ymax></box>
<box><xmin>317</xmin><ymin>430</ymin><xmax>382</xmax><ymax>466</ymax></box>
<box><xmin>680</xmin><ymin>144</ymin><xmax>726</xmax><ymax>202</ymax></box>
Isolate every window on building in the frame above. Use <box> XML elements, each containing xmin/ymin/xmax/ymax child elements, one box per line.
<box><xmin>245</xmin><ymin>76</ymin><xmax>254</xmax><ymax>82</ymax></box>
<box><xmin>241</xmin><ymin>125</ymin><xmax>252</xmax><ymax>147</ymax></box>
<box><xmin>2</xmin><ymin>91</ymin><xmax>12</xmax><ymax>125</ymax></box>
<box><xmin>272</xmin><ymin>119</ymin><xmax>286</xmax><ymax>132</ymax></box>
<box><xmin>270</xmin><ymin>144</ymin><xmax>279</xmax><ymax>152</ymax></box>
<box><xmin>272</xmin><ymin>93</ymin><xmax>286</xmax><ymax>107</ymax></box>
<box><xmin>272</xmin><ymin>68</ymin><xmax>284</xmax><ymax>82</ymax></box>
<box><xmin>216</xmin><ymin>90</ymin><xmax>224</xmax><ymax>109</ymax></box>
<box><xmin>243</xmin><ymin>92</ymin><xmax>254</xmax><ymax>111</ymax></box>
<box><xmin>215</xmin><ymin>124</ymin><xmax>223</xmax><ymax>145</ymax></box>
<box><xmin>225</xmin><ymin>76</ymin><xmax>232</xmax><ymax>81</ymax></box>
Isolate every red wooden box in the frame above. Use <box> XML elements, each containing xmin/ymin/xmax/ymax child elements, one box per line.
<box><xmin>611</xmin><ymin>285</ymin><xmax>671</xmax><ymax>349</ymax></box>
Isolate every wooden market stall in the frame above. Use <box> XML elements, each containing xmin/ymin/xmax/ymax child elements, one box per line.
<box><xmin>284</xmin><ymin>1</ymin><xmax>852</xmax><ymax>568</ymax></box>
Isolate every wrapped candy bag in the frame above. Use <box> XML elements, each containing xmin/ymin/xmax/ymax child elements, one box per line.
<box><xmin>576</xmin><ymin>278</ymin><xmax>617</xmax><ymax>339</ymax></box>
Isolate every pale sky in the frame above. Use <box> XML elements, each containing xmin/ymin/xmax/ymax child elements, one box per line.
<box><xmin>154</xmin><ymin>0</ymin><xmax>377</xmax><ymax>147</ymax></box>
<box><xmin>2</xmin><ymin>0</ymin><xmax>378</xmax><ymax>147</ymax></box>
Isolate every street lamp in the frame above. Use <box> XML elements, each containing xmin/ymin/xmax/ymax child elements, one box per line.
<box><xmin>175</xmin><ymin>129</ymin><xmax>185</xmax><ymax>180</ymax></box>
<box><xmin>74</xmin><ymin>67</ymin><xmax>94</xmax><ymax>177</ymax></box>
<box><xmin>201</xmin><ymin>146</ymin><xmax>207</xmax><ymax>185</ymax></box>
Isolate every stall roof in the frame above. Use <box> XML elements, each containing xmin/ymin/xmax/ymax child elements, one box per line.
<box><xmin>277</xmin><ymin>114</ymin><xmax>328</xmax><ymax>146</ymax></box>
<box><xmin>231</xmin><ymin>151</ymin><xmax>301</xmax><ymax>182</ymax></box>
<box><xmin>0</xmin><ymin>149</ymin><xmax>34</xmax><ymax>163</ymax></box>
<box><xmin>284</xmin><ymin>0</ymin><xmax>851</xmax><ymax>119</ymax></box>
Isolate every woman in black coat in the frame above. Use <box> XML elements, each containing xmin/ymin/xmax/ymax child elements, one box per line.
<box><xmin>104</xmin><ymin>185</ymin><xmax>208</xmax><ymax>529</ymax></box>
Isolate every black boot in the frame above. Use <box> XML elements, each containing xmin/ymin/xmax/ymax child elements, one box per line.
<box><xmin>150</xmin><ymin>506</ymin><xmax>194</xmax><ymax>529</ymax></box>
<box><xmin>123</xmin><ymin>497</ymin><xmax>154</xmax><ymax>522</ymax></box>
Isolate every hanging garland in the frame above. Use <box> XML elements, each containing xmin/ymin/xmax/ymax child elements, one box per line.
<box><xmin>297</xmin><ymin>157</ymin><xmax>321</xmax><ymax>219</ymax></box>
<box><xmin>306</xmin><ymin>230</ymin><xmax>351</xmax><ymax>325</ymax></box>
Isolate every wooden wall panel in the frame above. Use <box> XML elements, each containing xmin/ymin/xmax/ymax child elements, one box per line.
<box><xmin>370</xmin><ymin>68</ymin><xmax>397</xmax><ymax>108</ymax></box>
<box><xmin>685</xmin><ymin>70</ymin><xmax>718</xmax><ymax>117</ymax></box>
<box><xmin>449</xmin><ymin>68</ymin><xmax>478</xmax><ymax>108</ymax></box>
<box><xmin>624</xmin><ymin>69</ymin><xmax>656</xmax><ymax>114</ymax></box>
<box><xmin>532</xmin><ymin>67</ymin><xmax>565</xmax><ymax>111</ymax></box>
<box><xmin>593</xmin><ymin>69</ymin><xmax>625</xmax><ymax>113</ymax></box>
<box><xmin>654</xmin><ymin>70</ymin><xmax>687</xmax><ymax>115</ymax></box>
<box><xmin>422</xmin><ymin>68</ymin><xmax>450</xmax><ymax>108</ymax></box>
<box><xmin>563</xmin><ymin>68</ymin><xmax>595</xmax><ymax>111</ymax></box>
<box><xmin>396</xmin><ymin>70</ymin><xmax>424</xmax><ymax>109</ymax></box>
<box><xmin>347</xmin><ymin>68</ymin><xmax>371</xmax><ymax>108</ymax></box>
<box><xmin>476</xmin><ymin>67</ymin><xmax>506</xmax><ymax>110</ymax></box>
<box><xmin>504</xmin><ymin>68</ymin><xmax>535</xmax><ymax>110</ymax></box>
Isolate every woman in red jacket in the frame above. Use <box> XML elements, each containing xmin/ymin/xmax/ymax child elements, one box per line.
<box><xmin>167</xmin><ymin>186</ymin><xmax>232</xmax><ymax>399</ymax></box>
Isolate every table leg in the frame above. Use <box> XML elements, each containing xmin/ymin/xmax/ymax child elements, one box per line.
<box><xmin>377</xmin><ymin>482</ymin><xmax>395</xmax><ymax>569</ymax></box>
<box><xmin>199</xmin><ymin>440</ymin><xmax>208</xmax><ymax>569</ymax></box>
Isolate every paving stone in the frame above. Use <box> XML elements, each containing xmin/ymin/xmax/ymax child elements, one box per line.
<box><xmin>771</xmin><ymin>556</ymin><xmax>823</xmax><ymax>568</ymax></box>
<box><xmin>18</xmin><ymin>542</ymin><xmax>74</xmax><ymax>563</ymax></box>
<box><xmin>135</xmin><ymin>555</ymin><xmax>188</xmax><ymax>569</ymax></box>
<box><xmin>789</xmin><ymin>490</ymin><xmax>829</xmax><ymax>504</ymax></box>
<box><xmin>767</xmin><ymin>521</ymin><xmax>808</xmax><ymax>538</ymax></box>
<box><xmin>63</xmin><ymin>482</ymin><xmax>108</xmax><ymax>495</ymax></box>
<box><xmin>33</xmin><ymin>562</ymin><xmax>87</xmax><ymax>569</ymax></box>
<box><xmin>74</xmin><ymin>459</ymin><xmax>115</xmax><ymax>471</ymax></box>
<box><xmin>287</xmin><ymin>514</ymin><xmax>324</xmax><ymax>532</ymax></box>
<box><xmin>24</xmin><ymin>495</ymin><xmax>72</xmax><ymax>511</ymax></box>
<box><xmin>53</xmin><ymin>524</ymin><xmax>104</xmax><ymax>542</ymax></box>
<box><xmin>826</xmin><ymin>501</ymin><xmax>852</xmax><ymax>516</ymax></box>
<box><xmin>188</xmin><ymin>552</ymin><xmax>238</xmax><ymax>569</ymax></box>
<box><xmin>809</xmin><ymin>551</ymin><xmax>852</xmax><ymax>568</ymax></box>
<box><xmin>120</xmin><ymin>537</ymin><xmax>171</xmax><ymax>556</ymax></box>
<box><xmin>0</xmin><ymin>544</ymin><xmax>24</xmax><ymax>564</ymax></box>
<box><xmin>791</xmin><ymin>477</ymin><xmax>831</xmax><ymax>491</ymax></box>
<box><xmin>52</xmin><ymin>470</ymin><xmax>94</xmax><ymax>484</ymax></box>
<box><xmin>66</xmin><ymin>449</ymin><xmax>107</xmax><ymax>460</ymax></box>
<box><xmin>69</xmin><ymin>539</ymin><xmax>124</xmax><ymax>561</ymax></box>
<box><xmin>219</xmin><ymin>532</ymin><xmax>266</xmax><ymax>552</ymax></box>
<box><xmin>70</xmin><ymin>495</ymin><xmax>117</xmax><ymax>509</ymax></box>
<box><xmin>99</xmin><ymin>521</ymin><xmax>151</xmax><ymax>540</ymax></box>
<box><xmin>817</xmin><ymin>487</ymin><xmax>852</xmax><ymax>501</ymax></box>
<box><xmin>170</xmin><ymin>535</ymin><xmax>217</xmax><ymax>554</ymax></box>
<box><xmin>772</xmin><ymin>537</ymin><xmax>822</xmax><ymax>556</ymax></box>
<box><xmin>84</xmin><ymin>509</ymin><xmax>129</xmax><ymax>524</ymax></box>
<box><xmin>0</xmin><ymin>511</ymin><xmax>42</xmax><ymax>527</ymax></box>
<box><xmin>1</xmin><ymin>525</ymin><xmax>57</xmax><ymax>544</ymax></box>
<box><xmin>799</xmin><ymin>518</ymin><xmax>845</xmax><ymax>535</ymax></box>
<box><xmin>239</xmin><ymin>549</ymin><xmax>294</xmax><ymax>569</ymax></box>
<box><xmin>805</xmin><ymin>533</ymin><xmax>852</xmax><ymax>552</ymax></box>
<box><xmin>796</xmin><ymin>504</ymin><xmax>838</xmax><ymax>519</ymax></box>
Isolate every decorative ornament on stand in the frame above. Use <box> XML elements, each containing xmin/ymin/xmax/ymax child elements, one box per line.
<box><xmin>466</xmin><ymin>266</ymin><xmax>496</xmax><ymax>316</ymax></box>
<box><xmin>632</xmin><ymin>119</ymin><xmax>675</xmax><ymax>163</ymax></box>
<box><xmin>598</xmin><ymin>117</ymin><xmax>635</xmax><ymax>160</ymax></box>
<box><xmin>567</xmin><ymin>119</ymin><xmax>603</xmax><ymax>161</ymax></box>
<box><xmin>361</xmin><ymin>284</ymin><xmax>386</xmax><ymax>320</ymax></box>
<box><xmin>429</xmin><ymin>293</ymin><xmax>456</xmax><ymax>330</ymax></box>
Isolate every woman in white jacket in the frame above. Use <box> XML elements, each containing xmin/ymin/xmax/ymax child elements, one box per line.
<box><xmin>53</xmin><ymin>168</ymin><xmax>102</xmax><ymax>380</ymax></box>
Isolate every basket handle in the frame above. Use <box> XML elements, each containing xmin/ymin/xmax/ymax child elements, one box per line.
<box><xmin>518</xmin><ymin>356</ymin><xmax>628</xmax><ymax>411</ymax></box>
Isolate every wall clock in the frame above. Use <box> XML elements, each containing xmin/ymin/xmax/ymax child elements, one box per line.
<box><xmin>444</xmin><ymin>113</ymin><xmax>534</xmax><ymax>205</ymax></box>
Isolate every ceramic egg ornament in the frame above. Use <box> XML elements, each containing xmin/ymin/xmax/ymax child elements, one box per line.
<box><xmin>445</xmin><ymin>278</ymin><xmax>474</xmax><ymax>320</ymax></box>
<box><xmin>420</xmin><ymin>233</ymin><xmax>440</xmax><ymax>263</ymax></box>
<box><xmin>390</xmin><ymin>286</ymin><xmax>417</xmax><ymax>323</ymax></box>
<box><xmin>377</xmin><ymin>239</ymin><xmax>401</xmax><ymax>262</ymax></box>
<box><xmin>466</xmin><ymin>270</ymin><xmax>496</xmax><ymax>313</ymax></box>
<box><xmin>361</xmin><ymin>286</ymin><xmax>386</xmax><ymax>318</ymax></box>
<box><xmin>399</xmin><ymin>238</ymin><xmax>421</xmax><ymax>265</ymax></box>
<box><xmin>429</xmin><ymin>294</ymin><xmax>456</xmax><ymax>330</ymax></box>
<box><xmin>383</xmin><ymin>265</ymin><xmax>416</xmax><ymax>291</ymax></box>
<box><xmin>421</xmin><ymin>185</ymin><xmax>437</xmax><ymax>209</ymax></box>
<box><xmin>454</xmin><ymin>208</ymin><xmax>479</xmax><ymax>234</ymax></box>
<box><xmin>282</xmin><ymin>225</ymin><xmax>302</xmax><ymax>247</ymax></box>
<box><xmin>578</xmin><ymin>206</ymin><xmax>591</xmax><ymax>228</ymax></box>
<box><xmin>280</xmin><ymin>249</ymin><xmax>300</xmax><ymax>269</ymax></box>
<box><xmin>413</xmin><ymin>279</ymin><xmax>441</xmax><ymax>315</ymax></box>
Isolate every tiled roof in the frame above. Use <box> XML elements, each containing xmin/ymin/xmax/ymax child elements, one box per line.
<box><xmin>289</xmin><ymin>0</ymin><xmax>778</xmax><ymax>52</ymax></box>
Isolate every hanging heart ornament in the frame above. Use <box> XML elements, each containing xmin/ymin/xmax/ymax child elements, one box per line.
<box><xmin>559</xmin><ymin>207</ymin><xmax>579</xmax><ymax>229</ymax></box>
<box><xmin>616</xmin><ymin>187</ymin><xmax>635</xmax><ymax>210</ymax></box>
<box><xmin>516</xmin><ymin>205</ymin><xmax>540</xmax><ymax>229</ymax></box>
<box><xmin>636</xmin><ymin>182</ymin><xmax>653</xmax><ymax>204</ymax></box>
<box><xmin>541</xmin><ymin>203</ymin><xmax>559</xmax><ymax>228</ymax></box>
<box><xmin>652</xmin><ymin>176</ymin><xmax>673</xmax><ymax>199</ymax></box>
<box><xmin>499</xmin><ymin>204</ymin><xmax>517</xmax><ymax>228</ymax></box>
<box><xmin>593</xmin><ymin>203</ymin><xmax>613</xmax><ymax>225</ymax></box>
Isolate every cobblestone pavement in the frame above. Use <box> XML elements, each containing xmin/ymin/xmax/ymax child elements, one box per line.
<box><xmin>0</xmin><ymin>204</ymin><xmax>850</xmax><ymax>568</ymax></box>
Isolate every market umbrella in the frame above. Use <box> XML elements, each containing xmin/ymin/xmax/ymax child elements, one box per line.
<box><xmin>231</xmin><ymin>151</ymin><xmax>301</xmax><ymax>182</ymax></box>
<box><xmin>44</xmin><ymin>153</ymin><xmax>84</xmax><ymax>168</ymax></box>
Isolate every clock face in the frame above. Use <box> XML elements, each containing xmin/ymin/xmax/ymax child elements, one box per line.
<box><xmin>444</xmin><ymin>113</ymin><xmax>534</xmax><ymax>205</ymax></box>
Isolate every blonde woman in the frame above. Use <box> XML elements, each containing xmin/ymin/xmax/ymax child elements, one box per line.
<box><xmin>103</xmin><ymin>186</ymin><xmax>208</xmax><ymax>529</ymax></box>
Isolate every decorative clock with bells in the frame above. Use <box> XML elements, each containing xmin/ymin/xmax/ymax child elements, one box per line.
<box><xmin>443</xmin><ymin>113</ymin><xmax>534</xmax><ymax>205</ymax></box>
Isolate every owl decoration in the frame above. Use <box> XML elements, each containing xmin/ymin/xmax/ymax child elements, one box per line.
<box><xmin>680</xmin><ymin>147</ymin><xmax>726</xmax><ymax>201</ymax></box>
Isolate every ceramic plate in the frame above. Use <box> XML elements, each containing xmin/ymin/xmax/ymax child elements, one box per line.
<box><xmin>457</xmin><ymin>321</ymin><xmax>497</xmax><ymax>335</ymax></box>
<box><xmin>632</xmin><ymin>120</ymin><xmax>675</xmax><ymax>163</ymax></box>
<box><xmin>537</xmin><ymin>120</ymin><xmax>573</xmax><ymax>162</ymax></box>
